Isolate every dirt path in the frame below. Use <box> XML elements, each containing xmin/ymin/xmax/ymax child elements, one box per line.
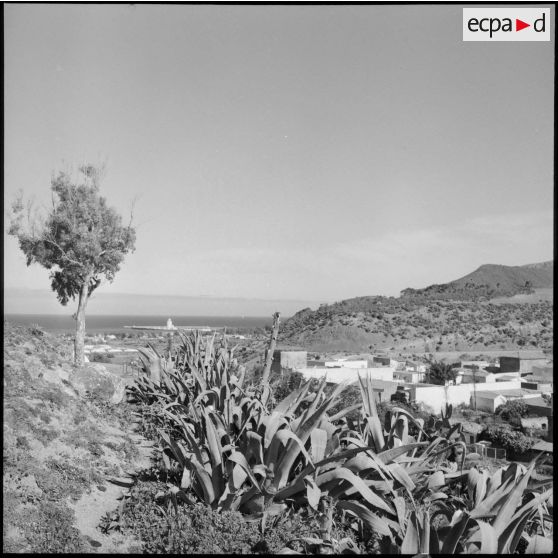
<box><xmin>70</xmin><ymin>429</ymin><xmax>156</xmax><ymax>553</ymax></box>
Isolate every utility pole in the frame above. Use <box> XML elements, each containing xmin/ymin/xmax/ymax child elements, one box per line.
<box><xmin>472</xmin><ymin>365</ymin><xmax>478</xmax><ymax>411</ymax></box>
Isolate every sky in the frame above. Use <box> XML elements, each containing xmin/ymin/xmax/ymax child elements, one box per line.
<box><xmin>4</xmin><ymin>4</ymin><xmax>554</xmax><ymax>316</ymax></box>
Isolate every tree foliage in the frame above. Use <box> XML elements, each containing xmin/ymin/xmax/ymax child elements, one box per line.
<box><xmin>9</xmin><ymin>165</ymin><xmax>136</xmax><ymax>306</ymax></box>
<box><xmin>8</xmin><ymin>165</ymin><xmax>136</xmax><ymax>365</ymax></box>
<box><xmin>495</xmin><ymin>399</ymin><xmax>529</xmax><ymax>422</ymax></box>
<box><xmin>427</xmin><ymin>360</ymin><xmax>458</xmax><ymax>385</ymax></box>
<box><xmin>483</xmin><ymin>424</ymin><xmax>534</xmax><ymax>457</ymax></box>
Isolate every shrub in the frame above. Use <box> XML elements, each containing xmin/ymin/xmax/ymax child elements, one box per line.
<box><xmin>120</xmin><ymin>481</ymin><xmax>310</xmax><ymax>553</ymax></box>
<box><xmin>18</xmin><ymin>500</ymin><xmax>85</xmax><ymax>553</ymax></box>
<box><xmin>483</xmin><ymin>424</ymin><xmax>534</xmax><ymax>458</ymax></box>
<box><xmin>495</xmin><ymin>399</ymin><xmax>529</xmax><ymax>421</ymax></box>
<box><xmin>270</xmin><ymin>369</ymin><xmax>305</xmax><ymax>404</ymax></box>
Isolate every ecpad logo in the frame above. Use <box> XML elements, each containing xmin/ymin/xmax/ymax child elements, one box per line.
<box><xmin>463</xmin><ymin>8</ymin><xmax>551</xmax><ymax>41</ymax></box>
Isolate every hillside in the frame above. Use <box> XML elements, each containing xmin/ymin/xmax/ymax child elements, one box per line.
<box><xmin>401</xmin><ymin>261</ymin><xmax>553</xmax><ymax>300</ymax></box>
<box><xmin>279</xmin><ymin>262</ymin><xmax>553</xmax><ymax>354</ymax></box>
<box><xmin>3</xmin><ymin>322</ymin><xmax>153</xmax><ymax>553</ymax></box>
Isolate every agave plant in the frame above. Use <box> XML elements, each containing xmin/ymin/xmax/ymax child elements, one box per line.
<box><xmin>129</xmin><ymin>330</ymin><xmax>553</xmax><ymax>554</ymax></box>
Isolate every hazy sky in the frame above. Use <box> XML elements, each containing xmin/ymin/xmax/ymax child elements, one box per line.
<box><xmin>4</xmin><ymin>4</ymin><xmax>554</xmax><ymax>315</ymax></box>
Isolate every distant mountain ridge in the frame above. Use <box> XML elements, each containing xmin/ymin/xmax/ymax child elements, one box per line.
<box><xmin>401</xmin><ymin>261</ymin><xmax>553</xmax><ymax>300</ymax></box>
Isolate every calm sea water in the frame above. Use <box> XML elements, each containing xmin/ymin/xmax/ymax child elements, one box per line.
<box><xmin>5</xmin><ymin>314</ymin><xmax>272</xmax><ymax>334</ymax></box>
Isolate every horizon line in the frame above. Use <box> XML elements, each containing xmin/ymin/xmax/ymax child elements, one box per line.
<box><xmin>3</xmin><ymin>287</ymin><xmax>324</xmax><ymax>305</ymax></box>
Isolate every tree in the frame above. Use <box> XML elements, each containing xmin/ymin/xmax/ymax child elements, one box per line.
<box><xmin>482</xmin><ymin>424</ymin><xmax>533</xmax><ymax>459</ymax></box>
<box><xmin>8</xmin><ymin>165</ymin><xmax>136</xmax><ymax>366</ymax></box>
<box><xmin>427</xmin><ymin>360</ymin><xmax>458</xmax><ymax>386</ymax></box>
<box><xmin>495</xmin><ymin>399</ymin><xmax>529</xmax><ymax>421</ymax></box>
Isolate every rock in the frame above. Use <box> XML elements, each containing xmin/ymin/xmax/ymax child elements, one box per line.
<box><xmin>72</xmin><ymin>364</ymin><xmax>127</xmax><ymax>403</ymax></box>
<box><xmin>107</xmin><ymin>476</ymin><xmax>135</xmax><ymax>488</ymax></box>
<box><xmin>22</xmin><ymin>341</ymin><xmax>35</xmax><ymax>353</ymax></box>
<box><xmin>41</xmin><ymin>367</ymin><xmax>70</xmax><ymax>386</ymax></box>
<box><xmin>110</xmin><ymin>382</ymin><xmax>126</xmax><ymax>405</ymax></box>
<box><xmin>85</xmin><ymin>536</ymin><xmax>102</xmax><ymax>548</ymax></box>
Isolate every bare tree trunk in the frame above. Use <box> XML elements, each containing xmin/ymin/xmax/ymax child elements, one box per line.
<box><xmin>74</xmin><ymin>279</ymin><xmax>89</xmax><ymax>367</ymax></box>
<box><xmin>261</xmin><ymin>312</ymin><xmax>280</xmax><ymax>384</ymax></box>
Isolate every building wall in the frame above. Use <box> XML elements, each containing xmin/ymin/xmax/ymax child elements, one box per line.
<box><xmin>500</xmin><ymin>356</ymin><xmax>520</xmax><ymax>373</ymax></box>
<box><xmin>520</xmin><ymin>416</ymin><xmax>549</xmax><ymax>430</ymax></box>
<box><xmin>462</xmin><ymin>361</ymin><xmax>491</xmax><ymax>369</ymax></box>
<box><xmin>373</xmin><ymin>356</ymin><xmax>391</xmax><ymax>366</ymax></box>
<box><xmin>521</xmin><ymin>381</ymin><xmax>552</xmax><ymax>392</ymax></box>
<box><xmin>393</xmin><ymin>370</ymin><xmax>425</xmax><ymax>384</ymax></box>
<box><xmin>531</xmin><ymin>366</ymin><xmax>553</xmax><ymax>381</ymax></box>
<box><xmin>412</xmin><ymin>380</ymin><xmax>522</xmax><ymax>415</ymax></box>
<box><xmin>325</xmin><ymin>360</ymin><xmax>369</xmax><ymax>369</ymax></box>
<box><xmin>475</xmin><ymin>394</ymin><xmax>507</xmax><ymax>413</ymax></box>
<box><xmin>298</xmin><ymin>366</ymin><xmax>394</xmax><ymax>384</ymax></box>
<box><xmin>269</xmin><ymin>350</ymin><xmax>307</xmax><ymax>373</ymax></box>
<box><xmin>280</xmin><ymin>351</ymin><xmax>307</xmax><ymax>370</ymax></box>
<box><xmin>519</xmin><ymin>359</ymin><xmax>551</xmax><ymax>374</ymax></box>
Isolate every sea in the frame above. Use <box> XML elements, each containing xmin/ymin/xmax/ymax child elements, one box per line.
<box><xmin>4</xmin><ymin>314</ymin><xmax>272</xmax><ymax>334</ymax></box>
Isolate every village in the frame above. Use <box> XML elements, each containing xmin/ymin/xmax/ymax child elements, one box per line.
<box><xmin>266</xmin><ymin>346</ymin><xmax>553</xmax><ymax>464</ymax></box>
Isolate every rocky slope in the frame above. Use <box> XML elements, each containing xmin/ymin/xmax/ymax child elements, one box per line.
<box><xmin>279</xmin><ymin>262</ymin><xmax>553</xmax><ymax>353</ymax></box>
<box><xmin>401</xmin><ymin>261</ymin><xmax>553</xmax><ymax>300</ymax></box>
<box><xmin>3</xmin><ymin>322</ymin><xmax>154</xmax><ymax>553</ymax></box>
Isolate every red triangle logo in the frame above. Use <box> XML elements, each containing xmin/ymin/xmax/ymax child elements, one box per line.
<box><xmin>516</xmin><ymin>19</ymin><xmax>530</xmax><ymax>31</ymax></box>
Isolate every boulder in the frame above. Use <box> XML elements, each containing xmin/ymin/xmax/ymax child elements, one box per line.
<box><xmin>72</xmin><ymin>363</ymin><xmax>127</xmax><ymax>403</ymax></box>
<box><xmin>42</xmin><ymin>366</ymin><xmax>70</xmax><ymax>386</ymax></box>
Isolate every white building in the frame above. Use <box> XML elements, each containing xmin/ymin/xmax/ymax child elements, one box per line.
<box><xmin>324</xmin><ymin>359</ymin><xmax>369</xmax><ymax>369</ymax></box>
<box><xmin>299</xmin><ymin>366</ymin><xmax>394</xmax><ymax>384</ymax></box>
<box><xmin>461</xmin><ymin>360</ymin><xmax>491</xmax><ymax>370</ymax></box>
<box><xmin>393</xmin><ymin>369</ymin><xmax>426</xmax><ymax>384</ymax></box>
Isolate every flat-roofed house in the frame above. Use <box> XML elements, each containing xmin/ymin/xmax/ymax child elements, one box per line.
<box><xmin>266</xmin><ymin>347</ymin><xmax>307</xmax><ymax>374</ymax></box>
<box><xmin>474</xmin><ymin>391</ymin><xmax>507</xmax><ymax>413</ymax></box>
<box><xmin>393</xmin><ymin>369</ymin><xmax>426</xmax><ymax>384</ymax></box>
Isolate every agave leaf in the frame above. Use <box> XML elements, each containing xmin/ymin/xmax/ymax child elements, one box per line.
<box><xmin>486</xmin><ymin>467</ymin><xmax>503</xmax><ymax>496</ymax></box>
<box><xmin>186</xmin><ymin>455</ymin><xmax>216</xmax><ymax>504</ymax></box>
<box><xmin>428</xmin><ymin>491</ymin><xmax>447</xmax><ymax>502</ymax></box>
<box><xmin>310</xmin><ymin>428</ymin><xmax>328</xmax><ymax>463</ymax></box>
<box><xmin>499</xmin><ymin>508</ymin><xmax>537</xmax><ymax>554</ymax></box>
<box><xmin>273</xmin><ymin>380</ymin><xmax>311</xmax><ymax>416</ymax></box>
<box><xmin>525</xmin><ymin>535</ymin><xmax>553</xmax><ymax>554</ymax></box>
<box><xmin>263</xmin><ymin>412</ymin><xmax>289</xmax><ymax>449</ymax></box>
<box><xmin>493</xmin><ymin>461</ymin><xmax>536</xmax><ymax>537</ymax></box>
<box><xmin>329</xmin><ymin>403</ymin><xmax>362</xmax><ymax>422</ymax></box>
<box><xmin>275</xmin><ymin>429</ymin><xmax>314</xmax><ymax>471</ymax></box>
<box><xmin>392</xmin><ymin>495</ymin><xmax>407</xmax><ymax>534</ymax></box>
<box><xmin>387</xmin><ymin>461</ymin><xmax>415</xmax><ymax>492</ymax></box>
<box><xmin>180</xmin><ymin>467</ymin><xmax>192</xmax><ymax>490</ymax></box>
<box><xmin>316</xmin><ymin>467</ymin><xmax>394</xmax><ymax>515</ymax></box>
<box><xmin>228</xmin><ymin>451</ymin><xmax>262</xmax><ymax>492</ymax></box>
<box><xmin>464</xmin><ymin>520</ymin><xmax>496</xmax><ymax>553</ymax></box>
<box><xmin>201</xmin><ymin>410</ymin><xmax>223</xmax><ymax>469</ymax></box>
<box><xmin>401</xmin><ymin>513</ymin><xmax>419</xmax><ymax>554</ymax></box>
<box><xmin>420</xmin><ymin>509</ymin><xmax>430</xmax><ymax>554</ymax></box>
<box><xmin>243</xmin><ymin>430</ymin><xmax>264</xmax><ymax>465</ymax></box>
<box><xmin>428</xmin><ymin>470</ymin><xmax>445</xmax><ymax>489</ymax></box>
<box><xmin>377</xmin><ymin>442</ymin><xmax>429</xmax><ymax>464</ymax></box>
<box><xmin>274</xmin><ymin>383</ymin><xmax>346</xmax><ymax>489</ymax></box>
<box><xmin>344</xmin><ymin>452</ymin><xmax>377</xmax><ymax>474</ymax></box>
<box><xmin>158</xmin><ymin>429</ymin><xmax>186</xmax><ymax>467</ymax></box>
<box><xmin>304</xmin><ymin>476</ymin><xmax>321</xmax><ymax>510</ymax></box>
<box><xmin>336</xmin><ymin>500</ymin><xmax>395</xmax><ymax>537</ymax></box>
<box><xmin>231</xmin><ymin>463</ymin><xmax>248</xmax><ymax>490</ymax></box>
<box><xmin>440</xmin><ymin>511</ymin><xmax>470</xmax><ymax>554</ymax></box>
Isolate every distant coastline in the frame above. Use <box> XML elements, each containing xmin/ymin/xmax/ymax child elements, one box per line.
<box><xmin>4</xmin><ymin>314</ymin><xmax>272</xmax><ymax>334</ymax></box>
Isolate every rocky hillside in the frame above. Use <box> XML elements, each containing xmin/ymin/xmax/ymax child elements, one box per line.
<box><xmin>3</xmin><ymin>322</ymin><xmax>153</xmax><ymax>553</ymax></box>
<box><xmin>401</xmin><ymin>261</ymin><xmax>553</xmax><ymax>300</ymax></box>
<box><xmin>279</xmin><ymin>261</ymin><xmax>553</xmax><ymax>353</ymax></box>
